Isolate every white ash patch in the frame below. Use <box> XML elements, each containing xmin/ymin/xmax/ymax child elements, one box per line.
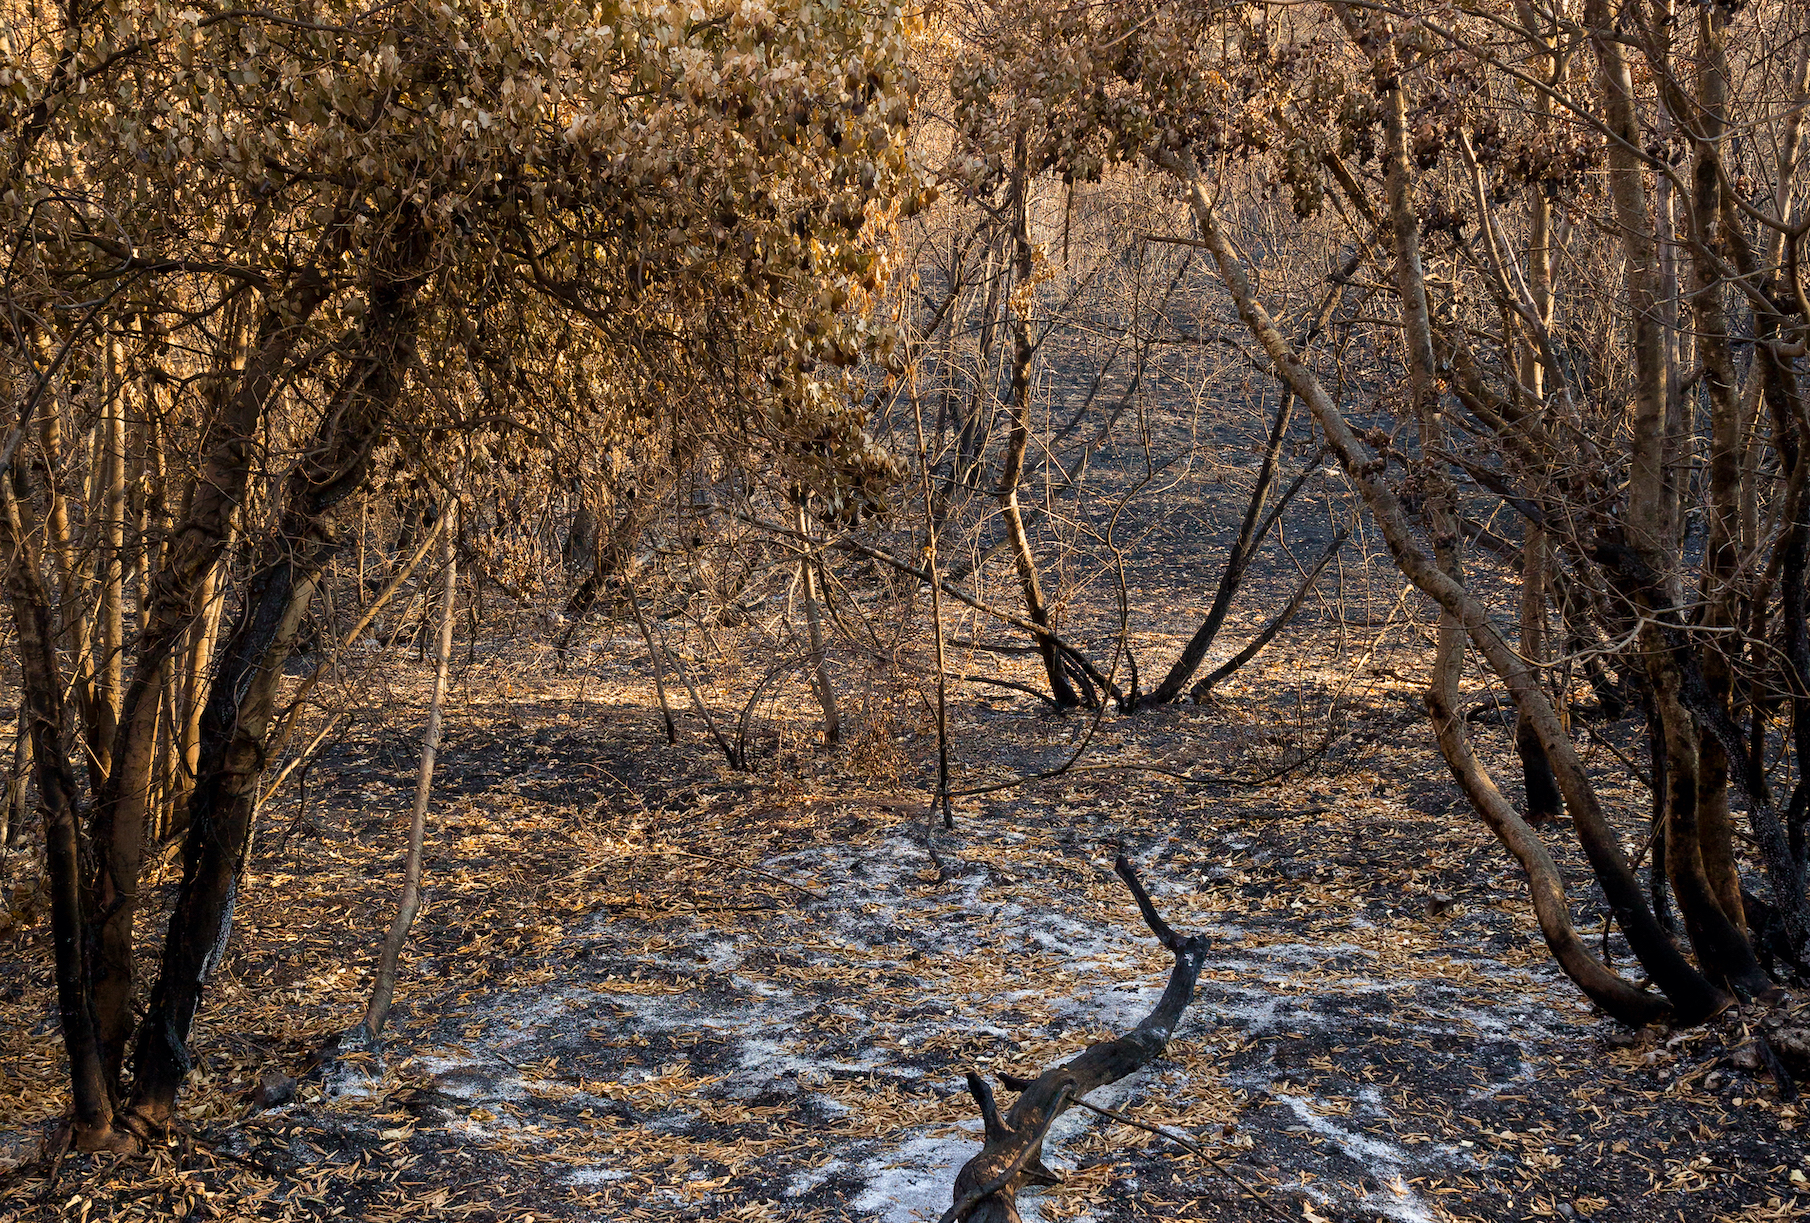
<box><xmin>338</xmin><ymin>817</ymin><xmax>1614</xmax><ymax>1223</ymax></box>
<box><xmin>566</xmin><ymin>1166</ymin><xmax>629</xmax><ymax>1185</ymax></box>
<box><xmin>1276</xmin><ymin>1093</ymin><xmax>1442</xmax><ymax>1223</ymax></box>
<box><xmin>785</xmin><ymin>1155</ymin><xmax>849</xmax><ymax>1198</ymax></box>
<box><xmin>853</xmin><ymin>1127</ymin><xmax>983</xmax><ymax>1223</ymax></box>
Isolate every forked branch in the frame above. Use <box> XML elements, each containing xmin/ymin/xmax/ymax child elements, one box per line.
<box><xmin>942</xmin><ymin>856</ymin><xmax>1210</xmax><ymax>1223</ymax></box>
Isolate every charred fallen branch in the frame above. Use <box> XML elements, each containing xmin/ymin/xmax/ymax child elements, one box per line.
<box><xmin>942</xmin><ymin>856</ymin><xmax>1210</xmax><ymax>1223</ymax></box>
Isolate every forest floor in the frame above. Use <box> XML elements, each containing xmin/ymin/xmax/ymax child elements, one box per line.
<box><xmin>1</xmin><ymin>398</ymin><xmax>1806</xmax><ymax>1222</ymax></box>
<box><xmin>1</xmin><ymin>605</ymin><xmax>1806</xmax><ymax>1223</ymax></box>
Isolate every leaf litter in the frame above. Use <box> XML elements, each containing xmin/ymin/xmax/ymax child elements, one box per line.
<box><xmin>1</xmin><ymin>590</ymin><xmax>1806</xmax><ymax>1223</ymax></box>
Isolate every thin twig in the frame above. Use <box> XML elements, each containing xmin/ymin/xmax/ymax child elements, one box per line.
<box><xmin>1067</xmin><ymin>1097</ymin><xmax>1295</xmax><ymax>1223</ymax></box>
<box><xmin>642</xmin><ymin>847</ymin><xmax>824</xmax><ymax>900</ymax></box>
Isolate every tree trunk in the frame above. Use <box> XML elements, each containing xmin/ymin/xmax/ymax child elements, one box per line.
<box><xmin>0</xmin><ymin>473</ymin><xmax>125</xmax><ymax>1148</ymax></box>
<box><xmin>1506</xmin><ymin>10</ymin><xmax>1566</xmax><ymax>821</ymax></box>
<box><xmin>795</xmin><ymin>501</ymin><xmax>841</xmax><ymax>744</ymax></box>
<box><xmin>174</xmin><ymin>559</ymin><xmax>228</xmax><ymax>830</ymax></box>
<box><xmin>1143</xmin><ymin>389</ymin><xmax>1294</xmax><ymax>706</ymax></box>
<box><xmin>89</xmin><ymin>266</ymin><xmax>337</xmax><ymax>1089</ymax></box>
<box><xmin>1191</xmin><ymin>528</ymin><xmax>1349</xmax><ymax>701</ymax></box>
<box><xmin>1682</xmin><ymin>4</ymin><xmax>1749</xmax><ymax>934</ymax></box>
<box><xmin>3</xmin><ymin>709</ymin><xmax>26</xmax><ymax>848</ymax></box>
<box><xmin>92</xmin><ymin>337</ymin><xmax>128</xmax><ymax>782</ymax></box>
<box><xmin>128</xmin><ymin>221</ymin><xmax>426</xmax><ymax>1129</ymax></box>
<box><xmin>945</xmin><ymin>857</ymin><xmax>1209</xmax><ymax>1223</ymax></box>
<box><xmin>1002</xmin><ymin>144</ymin><xmax>1079</xmax><ymax>709</ymax></box>
<box><xmin>128</xmin><ymin>555</ymin><xmax>327</xmax><ymax>1128</ymax></box>
<box><xmin>358</xmin><ymin>513</ymin><xmax>458</xmax><ymax>1042</ymax></box>
<box><xmin>1170</xmin><ymin>151</ymin><xmax>1730</xmax><ymax>1022</ymax></box>
<box><xmin>1644</xmin><ymin>634</ymin><xmax>1775</xmax><ymax>998</ymax></box>
<box><xmin>1427</xmin><ymin>642</ymin><xmax>1666</xmax><ymax>1023</ymax></box>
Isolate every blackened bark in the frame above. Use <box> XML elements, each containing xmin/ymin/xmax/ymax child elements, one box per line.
<box><xmin>1682</xmin><ymin>5</ymin><xmax>1750</xmax><ymax>937</ymax></box>
<box><xmin>944</xmin><ymin>857</ymin><xmax>1209</xmax><ymax>1223</ymax></box>
<box><xmin>1191</xmin><ymin>527</ymin><xmax>1349</xmax><ymax>700</ymax></box>
<box><xmin>1001</xmin><ymin>144</ymin><xmax>1079</xmax><ymax>709</ymax></box>
<box><xmin>128</xmin><ymin>547</ymin><xmax>328</xmax><ymax>1126</ymax></box>
<box><xmin>1428</xmin><ymin>668</ymin><xmax>1668</xmax><ymax>1024</ymax></box>
<box><xmin>1143</xmin><ymin>389</ymin><xmax>1296</xmax><ymax>705</ymax></box>
<box><xmin>4</xmin><ymin>701</ymin><xmax>29</xmax><ymax>848</ymax></box>
<box><xmin>1647</xmin><ymin>708</ymin><xmax>1678</xmax><ymax>936</ymax></box>
<box><xmin>89</xmin><ymin>260</ymin><xmax>340</xmax><ymax>1086</ymax></box>
<box><xmin>1516</xmin><ymin>714</ymin><xmax>1565</xmax><ymax>822</ymax></box>
<box><xmin>0</xmin><ymin>475</ymin><xmax>124</xmax><ymax>1147</ymax></box>
<box><xmin>1645</xmin><ymin>638</ymin><xmax>1776</xmax><ymax>1000</ymax></box>
<box><xmin>128</xmin><ymin>222</ymin><xmax>425</xmax><ymax>1127</ymax></box>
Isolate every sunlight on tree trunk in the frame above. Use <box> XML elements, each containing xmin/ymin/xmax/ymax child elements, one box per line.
<box><xmin>359</xmin><ymin>512</ymin><xmax>459</xmax><ymax>1042</ymax></box>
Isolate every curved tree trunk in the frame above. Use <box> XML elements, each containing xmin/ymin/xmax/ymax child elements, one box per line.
<box><xmin>1170</xmin><ymin>150</ymin><xmax>1731</xmax><ymax>1022</ymax></box>
<box><xmin>945</xmin><ymin>857</ymin><xmax>1210</xmax><ymax>1223</ymax></box>
<box><xmin>128</xmin><ymin>220</ymin><xmax>427</xmax><ymax>1131</ymax></box>
<box><xmin>1427</xmin><ymin>649</ymin><xmax>1668</xmax><ymax>1024</ymax></box>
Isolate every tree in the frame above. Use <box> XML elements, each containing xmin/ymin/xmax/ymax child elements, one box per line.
<box><xmin>931</xmin><ymin>0</ymin><xmax>1810</xmax><ymax>1026</ymax></box>
<box><xmin>1</xmin><ymin>0</ymin><xmax>918</xmax><ymax>1149</ymax></box>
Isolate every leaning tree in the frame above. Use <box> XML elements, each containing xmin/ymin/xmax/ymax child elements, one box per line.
<box><xmin>1</xmin><ymin>0</ymin><xmax>919</xmax><ymax>1149</ymax></box>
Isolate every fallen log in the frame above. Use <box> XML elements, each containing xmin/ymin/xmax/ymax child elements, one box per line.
<box><xmin>942</xmin><ymin>855</ymin><xmax>1210</xmax><ymax>1223</ymax></box>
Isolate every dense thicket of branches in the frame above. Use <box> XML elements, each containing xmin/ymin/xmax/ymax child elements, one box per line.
<box><xmin>1</xmin><ymin>0</ymin><xmax>917</xmax><ymax>1149</ymax></box>
<box><xmin>930</xmin><ymin>0</ymin><xmax>1810</xmax><ymax>1023</ymax></box>
<box><xmin>6</xmin><ymin>0</ymin><xmax>1810</xmax><ymax>1159</ymax></box>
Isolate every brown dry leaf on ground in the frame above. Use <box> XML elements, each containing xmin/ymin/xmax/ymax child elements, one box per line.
<box><xmin>2</xmin><ymin>595</ymin><xmax>1805</xmax><ymax>1223</ymax></box>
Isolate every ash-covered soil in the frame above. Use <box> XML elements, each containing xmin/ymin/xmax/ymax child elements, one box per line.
<box><xmin>1</xmin><ymin>628</ymin><xmax>1803</xmax><ymax>1223</ymax></box>
<box><xmin>1</xmin><ymin>391</ymin><xmax>1803</xmax><ymax>1222</ymax></box>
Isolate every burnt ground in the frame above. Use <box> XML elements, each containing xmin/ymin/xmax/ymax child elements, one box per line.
<box><xmin>0</xmin><ymin>391</ymin><xmax>1806</xmax><ymax>1222</ymax></box>
<box><xmin>1</xmin><ymin>611</ymin><xmax>1806</xmax><ymax>1223</ymax></box>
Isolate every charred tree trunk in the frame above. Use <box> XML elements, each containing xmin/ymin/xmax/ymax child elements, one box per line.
<box><xmin>1428</xmin><ymin>660</ymin><xmax>1668</xmax><ymax>1022</ymax></box>
<box><xmin>1674</xmin><ymin>4</ymin><xmax>1748</xmax><ymax>937</ymax></box>
<box><xmin>944</xmin><ymin>857</ymin><xmax>1209</xmax><ymax>1223</ymax></box>
<box><xmin>0</xmin><ymin>471</ymin><xmax>126</xmax><ymax>1149</ymax></box>
<box><xmin>88</xmin><ymin>265</ymin><xmax>337</xmax><ymax>1091</ymax></box>
<box><xmin>1515</xmin><ymin>532</ymin><xmax>1564</xmax><ymax>822</ymax></box>
<box><xmin>1645</xmin><ymin>635</ymin><xmax>1775</xmax><ymax>999</ymax></box>
<box><xmin>1144</xmin><ymin>253</ymin><xmax>1357</xmax><ymax>708</ymax></box>
<box><xmin>1191</xmin><ymin>528</ymin><xmax>1349</xmax><ymax>701</ymax></box>
<box><xmin>128</xmin><ymin>221</ymin><xmax>426</xmax><ymax>1131</ymax></box>
<box><xmin>1589</xmin><ymin>2</ymin><xmax>1775</xmax><ymax>997</ymax></box>
<box><xmin>4</xmin><ymin>702</ymin><xmax>29</xmax><ymax>848</ymax></box>
<box><xmin>1001</xmin><ymin>145</ymin><xmax>1079</xmax><ymax>709</ymax></box>
<box><xmin>1141</xmin><ymin>389</ymin><xmax>1295</xmax><ymax>706</ymax></box>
